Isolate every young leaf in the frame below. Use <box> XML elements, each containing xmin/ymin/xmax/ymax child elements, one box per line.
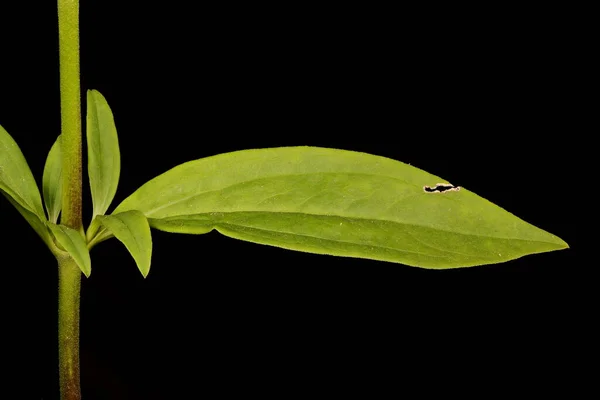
<box><xmin>114</xmin><ymin>147</ymin><xmax>568</xmax><ymax>269</ymax></box>
<box><xmin>43</xmin><ymin>135</ymin><xmax>63</xmax><ymax>223</ymax></box>
<box><xmin>96</xmin><ymin>211</ymin><xmax>152</xmax><ymax>278</ymax></box>
<box><xmin>0</xmin><ymin>124</ymin><xmax>46</xmax><ymax>219</ymax></box>
<box><xmin>2</xmin><ymin>193</ymin><xmax>54</xmax><ymax>249</ymax></box>
<box><xmin>86</xmin><ymin>89</ymin><xmax>120</xmax><ymax>218</ymax></box>
<box><xmin>48</xmin><ymin>223</ymin><xmax>92</xmax><ymax>277</ymax></box>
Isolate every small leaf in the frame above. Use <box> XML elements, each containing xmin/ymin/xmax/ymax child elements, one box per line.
<box><xmin>43</xmin><ymin>135</ymin><xmax>63</xmax><ymax>223</ymax></box>
<box><xmin>86</xmin><ymin>89</ymin><xmax>120</xmax><ymax>218</ymax></box>
<box><xmin>115</xmin><ymin>147</ymin><xmax>568</xmax><ymax>269</ymax></box>
<box><xmin>2</xmin><ymin>192</ymin><xmax>53</xmax><ymax>248</ymax></box>
<box><xmin>96</xmin><ymin>211</ymin><xmax>152</xmax><ymax>278</ymax></box>
<box><xmin>0</xmin><ymin>124</ymin><xmax>46</xmax><ymax>219</ymax></box>
<box><xmin>48</xmin><ymin>223</ymin><xmax>92</xmax><ymax>277</ymax></box>
<box><xmin>0</xmin><ymin>125</ymin><xmax>51</xmax><ymax>248</ymax></box>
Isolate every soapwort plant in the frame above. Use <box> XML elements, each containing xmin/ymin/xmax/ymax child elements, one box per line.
<box><xmin>0</xmin><ymin>1</ymin><xmax>568</xmax><ymax>399</ymax></box>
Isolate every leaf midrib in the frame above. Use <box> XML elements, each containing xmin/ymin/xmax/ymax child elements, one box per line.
<box><xmin>151</xmin><ymin>210</ymin><xmax>559</xmax><ymax>246</ymax></box>
<box><xmin>90</xmin><ymin>97</ymin><xmax>106</xmax><ymax>213</ymax></box>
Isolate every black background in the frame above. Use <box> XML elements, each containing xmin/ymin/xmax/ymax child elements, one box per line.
<box><xmin>0</xmin><ymin>2</ymin><xmax>581</xmax><ymax>399</ymax></box>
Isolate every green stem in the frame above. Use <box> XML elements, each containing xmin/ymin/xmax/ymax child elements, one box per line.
<box><xmin>58</xmin><ymin>256</ymin><xmax>82</xmax><ymax>400</ymax></box>
<box><xmin>58</xmin><ymin>0</ymin><xmax>82</xmax><ymax>230</ymax></box>
<box><xmin>57</xmin><ymin>1</ymin><xmax>82</xmax><ymax>399</ymax></box>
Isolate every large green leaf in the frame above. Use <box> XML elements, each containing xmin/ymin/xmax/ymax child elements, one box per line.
<box><xmin>48</xmin><ymin>223</ymin><xmax>92</xmax><ymax>277</ymax></box>
<box><xmin>96</xmin><ymin>211</ymin><xmax>152</xmax><ymax>278</ymax></box>
<box><xmin>43</xmin><ymin>135</ymin><xmax>63</xmax><ymax>223</ymax></box>
<box><xmin>86</xmin><ymin>89</ymin><xmax>120</xmax><ymax>218</ymax></box>
<box><xmin>0</xmin><ymin>124</ymin><xmax>46</xmax><ymax>219</ymax></box>
<box><xmin>114</xmin><ymin>147</ymin><xmax>568</xmax><ymax>269</ymax></box>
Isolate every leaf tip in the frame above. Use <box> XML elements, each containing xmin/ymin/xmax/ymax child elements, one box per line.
<box><xmin>555</xmin><ymin>236</ymin><xmax>569</xmax><ymax>250</ymax></box>
<box><xmin>87</xmin><ymin>88</ymin><xmax>105</xmax><ymax>101</ymax></box>
<box><xmin>536</xmin><ymin>232</ymin><xmax>569</xmax><ymax>255</ymax></box>
<box><xmin>540</xmin><ymin>228</ymin><xmax>569</xmax><ymax>250</ymax></box>
<box><xmin>140</xmin><ymin>264</ymin><xmax>150</xmax><ymax>279</ymax></box>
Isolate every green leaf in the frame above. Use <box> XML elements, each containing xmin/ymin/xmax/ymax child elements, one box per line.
<box><xmin>86</xmin><ymin>89</ymin><xmax>120</xmax><ymax>218</ymax></box>
<box><xmin>115</xmin><ymin>147</ymin><xmax>568</xmax><ymax>269</ymax></box>
<box><xmin>96</xmin><ymin>211</ymin><xmax>152</xmax><ymax>278</ymax></box>
<box><xmin>48</xmin><ymin>223</ymin><xmax>92</xmax><ymax>277</ymax></box>
<box><xmin>43</xmin><ymin>135</ymin><xmax>63</xmax><ymax>223</ymax></box>
<box><xmin>0</xmin><ymin>124</ymin><xmax>51</xmax><ymax>248</ymax></box>
<box><xmin>0</xmin><ymin>124</ymin><xmax>46</xmax><ymax>219</ymax></box>
<box><xmin>2</xmin><ymin>192</ymin><xmax>53</xmax><ymax>248</ymax></box>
